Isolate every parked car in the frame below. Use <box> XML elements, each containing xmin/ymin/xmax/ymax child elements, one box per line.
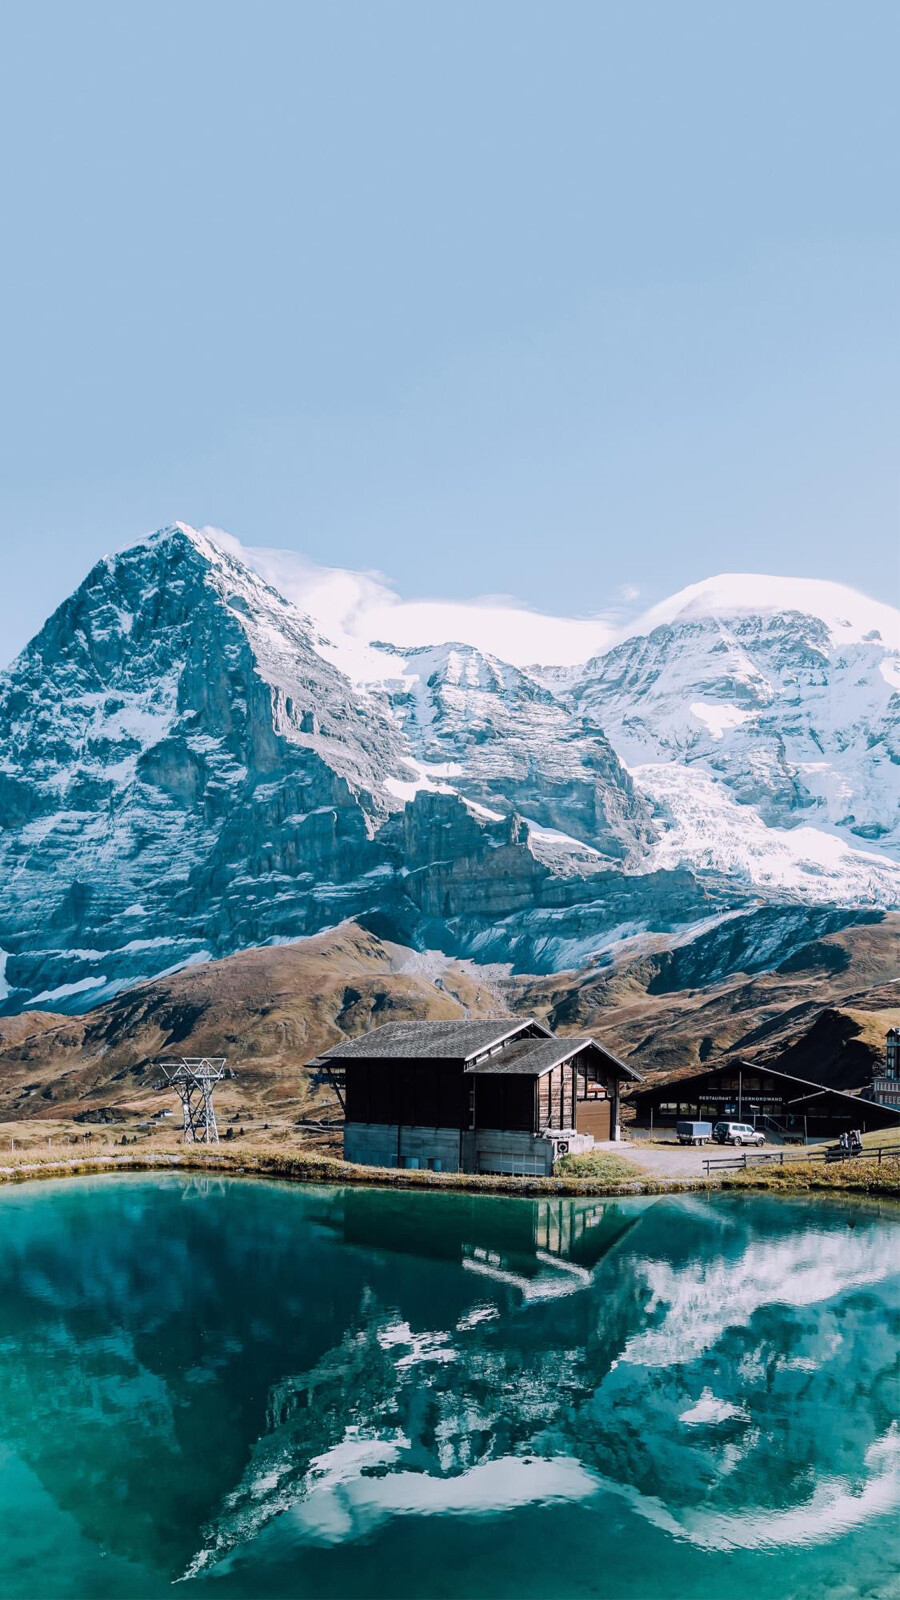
<box><xmin>676</xmin><ymin>1120</ymin><xmax>712</xmax><ymax>1146</ymax></box>
<box><xmin>713</xmin><ymin>1121</ymin><xmax>765</xmax><ymax>1147</ymax></box>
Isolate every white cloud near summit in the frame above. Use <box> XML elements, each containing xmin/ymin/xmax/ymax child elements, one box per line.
<box><xmin>203</xmin><ymin>528</ymin><xmax>621</xmax><ymax>673</ymax></box>
<box><xmin>201</xmin><ymin>528</ymin><xmax>900</xmax><ymax>679</ymax></box>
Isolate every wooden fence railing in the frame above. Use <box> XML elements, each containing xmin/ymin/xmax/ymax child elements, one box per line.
<box><xmin>702</xmin><ymin>1144</ymin><xmax>900</xmax><ymax>1176</ymax></box>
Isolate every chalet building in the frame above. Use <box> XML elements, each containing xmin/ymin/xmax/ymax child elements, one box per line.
<box><xmin>627</xmin><ymin>1058</ymin><xmax>900</xmax><ymax>1139</ymax></box>
<box><xmin>312</xmin><ymin>1018</ymin><xmax>641</xmax><ymax>1176</ymax></box>
<box><xmin>869</xmin><ymin>1027</ymin><xmax>900</xmax><ymax>1110</ymax></box>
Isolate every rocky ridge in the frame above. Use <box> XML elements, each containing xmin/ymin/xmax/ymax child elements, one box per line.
<box><xmin>0</xmin><ymin>922</ymin><xmax>504</xmax><ymax>1122</ymax></box>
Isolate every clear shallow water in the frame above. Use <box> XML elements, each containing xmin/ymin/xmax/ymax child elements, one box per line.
<box><xmin>0</xmin><ymin>1179</ymin><xmax>897</xmax><ymax>1600</ymax></box>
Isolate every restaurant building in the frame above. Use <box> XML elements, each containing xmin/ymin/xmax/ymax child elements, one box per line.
<box><xmin>627</xmin><ymin>1058</ymin><xmax>900</xmax><ymax>1139</ymax></box>
<box><xmin>311</xmin><ymin>1017</ymin><xmax>641</xmax><ymax>1176</ymax></box>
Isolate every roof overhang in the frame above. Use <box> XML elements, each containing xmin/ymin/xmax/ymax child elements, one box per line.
<box><xmin>580</xmin><ymin>1038</ymin><xmax>643</xmax><ymax>1083</ymax></box>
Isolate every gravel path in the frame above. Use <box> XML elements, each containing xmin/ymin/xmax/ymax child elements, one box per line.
<box><xmin>595</xmin><ymin>1139</ymin><xmax>725</xmax><ymax>1179</ymax></box>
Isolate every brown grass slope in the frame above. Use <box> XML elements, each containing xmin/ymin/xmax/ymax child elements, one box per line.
<box><xmin>511</xmin><ymin>915</ymin><xmax>900</xmax><ymax>1086</ymax></box>
<box><xmin>0</xmin><ymin>1011</ymin><xmax>62</xmax><ymax>1050</ymax></box>
<box><xmin>0</xmin><ymin>923</ymin><xmax>505</xmax><ymax>1122</ymax></box>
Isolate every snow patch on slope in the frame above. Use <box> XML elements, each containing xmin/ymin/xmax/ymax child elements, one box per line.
<box><xmin>690</xmin><ymin>702</ymin><xmax>753</xmax><ymax>740</ymax></box>
<box><xmin>25</xmin><ymin>975</ymin><xmax>108</xmax><ymax>1006</ymax></box>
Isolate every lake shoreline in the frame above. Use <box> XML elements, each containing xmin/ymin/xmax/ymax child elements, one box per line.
<box><xmin>2</xmin><ymin>1143</ymin><xmax>898</xmax><ymax>1200</ymax></box>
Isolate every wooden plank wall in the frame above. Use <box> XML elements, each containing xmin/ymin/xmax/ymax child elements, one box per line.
<box><xmin>537</xmin><ymin>1064</ymin><xmax>578</xmax><ymax>1129</ymax></box>
<box><xmin>471</xmin><ymin>1075</ymin><xmax>534</xmax><ymax>1132</ymax></box>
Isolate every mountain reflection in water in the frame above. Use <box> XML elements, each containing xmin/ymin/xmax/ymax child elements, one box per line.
<box><xmin>0</xmin><ymin>1179</ymin><xmax>896</xmax><ymax>1599</ymax></box>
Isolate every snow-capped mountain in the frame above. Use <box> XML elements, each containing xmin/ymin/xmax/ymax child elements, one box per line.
<box><xmin>355</xmin><ymin>572</ymin><xmax>900</xmax><ymax>908</ymax></box>
<box><xmin>0</xmin><ymin>526</ymin><xmax>897</xmax><ymax>1013</ymax></box>
<box><xmin>624</xmin><ymin>572</ymin><xmax>899</xmax><ymax>645</ymax></box>
<box><xmin>571</xmin><ymin>591</ymin><xmax>899</xmax><ymax>880</ymax></box>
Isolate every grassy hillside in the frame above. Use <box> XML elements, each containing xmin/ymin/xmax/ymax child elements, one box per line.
<box><xmin>0</xmin><ymin>924</ymin><xmax>505</xmax><ymax>1125</ymax></box>
<box><xmin>512</xmin><ymin>915</ymin><xmax>900</xmax><ymax>1084</ymax></box>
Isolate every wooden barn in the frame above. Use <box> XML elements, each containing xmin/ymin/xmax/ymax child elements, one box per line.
<box><xmin>311</xmin><ymin>1018</ymin><xmax>641</xmax><ymax>1176</ymax></box>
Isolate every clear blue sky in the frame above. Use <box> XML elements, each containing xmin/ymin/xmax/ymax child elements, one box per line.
<box><xmin>1</xmin><ymin>0</ymin><xmax>897</xmax><ymax>662</ymax></box>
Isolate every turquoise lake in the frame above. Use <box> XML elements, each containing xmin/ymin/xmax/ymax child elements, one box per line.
<box><xmin>0</xmin><ymin>1178</ymin><xmax>897</xmax><ymax>1599</ymax></box>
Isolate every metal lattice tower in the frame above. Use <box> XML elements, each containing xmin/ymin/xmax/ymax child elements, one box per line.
<box><xmin>155</xmin><ymin>1057</ymin><xmax>228</xmax><ymax>1143</ymax></box>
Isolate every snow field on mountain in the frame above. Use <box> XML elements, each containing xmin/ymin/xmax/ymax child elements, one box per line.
<box><xmin>634</xmin><ymin>763</ymin><xmax>900</xmax><ymax>903</ymax></box>
<box><xmin>572</xmin><ymin>611</ymin><xmax>899</xmax><ymax>852</ymax></box>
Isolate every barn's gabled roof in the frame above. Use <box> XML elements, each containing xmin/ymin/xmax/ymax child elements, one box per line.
<box><xmin>470</xmin><ymin>1035</ymin><xmax>642</xmax><ymax>1080</ymax></box>
<box><xmin>313</xmin><ymin>1019</ymin><xmax>642</xmax><ymax>1080</ymax></box>
<box><xmin>315</xmin><ymin>1017</ymin><xmax>541</xmax><ymax>1063</ymax></box>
